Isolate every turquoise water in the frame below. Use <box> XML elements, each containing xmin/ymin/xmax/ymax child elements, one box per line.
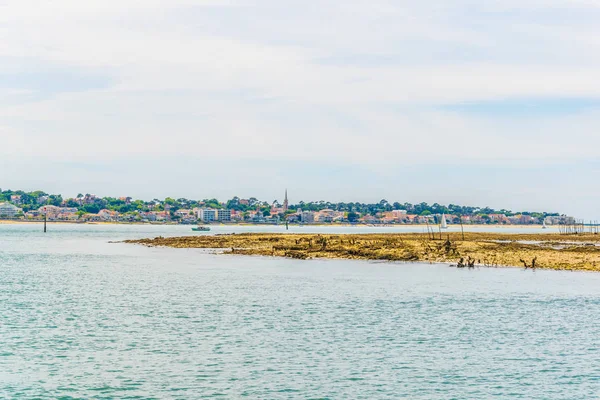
<box><xmin>1</xmin><ymin>224</ymin><xmax>599</xmax><ymax>398</ymax></box>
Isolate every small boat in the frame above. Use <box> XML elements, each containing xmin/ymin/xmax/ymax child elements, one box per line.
<box><xmin>191</xmin><ymin>226</ymin><xmax>211</xmax><ymax>232</ymax></box>
<box><xmin>542</xmin><ymin>220</ymin><xmax>547</xmax><ymax>229</ymax></box>
<box><xmin>440</xmin><ymin>213</ymin><xmax>448</xmax><ymax>229</ymax></box>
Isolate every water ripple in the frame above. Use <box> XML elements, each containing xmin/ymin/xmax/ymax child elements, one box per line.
<box><xmin>1</xmin><ymin>225</ymin><xmax>600</xmax><ymax>398</ymax></box>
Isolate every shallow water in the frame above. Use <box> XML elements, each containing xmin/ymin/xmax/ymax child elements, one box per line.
<box><xmin>1</xmin><ymin>224</ymin><xmax>599</xmax><ymax>399</ymax></box>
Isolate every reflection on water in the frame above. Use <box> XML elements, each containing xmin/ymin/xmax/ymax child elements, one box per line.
<box><xmin>0</xmin><ymin>224</ymin><xmax>598</xmax><ymax>398</ymax></box>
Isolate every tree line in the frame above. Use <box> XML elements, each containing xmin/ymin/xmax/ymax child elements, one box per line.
<box><xmin>0</xmin><ymin>189</ymin><xmax>560</xmax><ymax>219</ymax></box>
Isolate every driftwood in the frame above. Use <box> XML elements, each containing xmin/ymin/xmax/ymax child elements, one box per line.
<box><xmin>519</xmin><ymin>257</ymin><xmax>537</xmax><ymax>269</ymax></box>
<box><xmin>438</xmin><ymin>238</ymin><xmax>458</xmax><ymax>255</ymax></box>
<box><xmin>457</xmin><ymin>256</ymin><xmax>476</xmax><ymax>268</ymax></box>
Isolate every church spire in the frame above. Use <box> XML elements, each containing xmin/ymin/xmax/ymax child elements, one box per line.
<box><xmin>283</xmin><ymin>189</ymin><xmax>288</xmax><ymax>212</ymax></box>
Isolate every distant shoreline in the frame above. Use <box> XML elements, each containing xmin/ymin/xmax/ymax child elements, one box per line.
<box><xmin>0</xmin><ymin>220</ymin><xmax>553</xmax><ymax>229</ymax></box>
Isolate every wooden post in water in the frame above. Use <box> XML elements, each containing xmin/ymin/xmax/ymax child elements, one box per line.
<box><xmin>43</xmin><ymin>209</ymin><xmax>47</xmax><ymax>233</ymax></box>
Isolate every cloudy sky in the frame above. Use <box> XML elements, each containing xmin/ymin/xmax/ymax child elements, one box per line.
<box><xmin>1</xmin><ymin>0</ymin><xmax>599</xmax><ymax>217</ymax></box>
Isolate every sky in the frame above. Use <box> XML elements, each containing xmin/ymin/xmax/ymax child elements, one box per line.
<box><xmin>1</xmin><ymin>0</ymin><xmax>600</xmax><ymax>218</ymax></box>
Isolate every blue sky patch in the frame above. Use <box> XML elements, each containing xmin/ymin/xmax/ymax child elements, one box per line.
<box><xmin>438</xmin><ymin>97</ymin><xmax>600</xmax><ymax>117</ymax></box>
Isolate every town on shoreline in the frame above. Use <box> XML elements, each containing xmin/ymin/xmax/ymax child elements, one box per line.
<box><xmin>0</xmin><ymin>188</ymin><xmax>573</xmax><ymax>226</ymax></box>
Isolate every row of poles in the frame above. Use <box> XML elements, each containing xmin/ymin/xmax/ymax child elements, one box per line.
<box><xmin>558</xmin><ymin>219</ymin><xmax>600</xmax><ymax>235</ymax></box>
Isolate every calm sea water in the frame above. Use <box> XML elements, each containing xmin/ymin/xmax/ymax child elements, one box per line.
<box><xmin>1</xmin><ymin>223</ymin><xmax>599</xmax><ymax>399</ymax></box>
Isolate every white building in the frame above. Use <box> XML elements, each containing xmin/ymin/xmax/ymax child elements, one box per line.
<box><xmin>197</xmin><ymin>208</ymin><xmax>232</xmax><ymax>222</ymax></box>
<box><xmin>38</xmin><ymin>205</ymin><xmax>78</xmax><ymax>218</ymax></box>
<box><xmin>0</xmin><ymin>202</ymin><xmax>22</xmax><ymax>217</ymax></box>
<box><xmin>300</xmin><ymin>211</ymin><xmax>315</xmax><ymax>223</ymax></box>
<box><xmin>217</xmin><ymin>209</ymin><xmax>231</xmax><ymax>222</ymax></box>
<box><xmin>37</xmin><ymin>196</ymin><xmax>49</xmax><ymax>204</ymax></box>
<box><xmin>197</xmin><ymin>208</ymin><xmax>217</xmax><ymax>222</ymax></box>
<box><xmin>175</xmin><ymin>209</ymin><xmax>193</xmax><ymax>218</ymax></box>
<box><xmin>315</xmin><ymin>209</ymin><xmax>343</xmax><ymax>223</ymax></box>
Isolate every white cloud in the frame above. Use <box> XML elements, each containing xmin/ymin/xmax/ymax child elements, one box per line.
<box><xmin>1</xmin><ymin>0</ymin><xmax>600</xmax><ymax>215</ymax></box>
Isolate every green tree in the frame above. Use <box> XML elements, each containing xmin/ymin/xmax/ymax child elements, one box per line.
<box><xmin>83</xmin><ymin>204</ymin><xmax>100</xmax><ymax>214</ymax></box>
<box><xmin>347</xmin><ymin>212</ymin><xmax>359</xmax><ymax>222</ymax></box>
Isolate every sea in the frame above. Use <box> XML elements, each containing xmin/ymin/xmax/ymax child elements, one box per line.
<box><xmin>1</xmin><ymin>223</ymin><xmax>599</xmax><ymax>399</ymax></box>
